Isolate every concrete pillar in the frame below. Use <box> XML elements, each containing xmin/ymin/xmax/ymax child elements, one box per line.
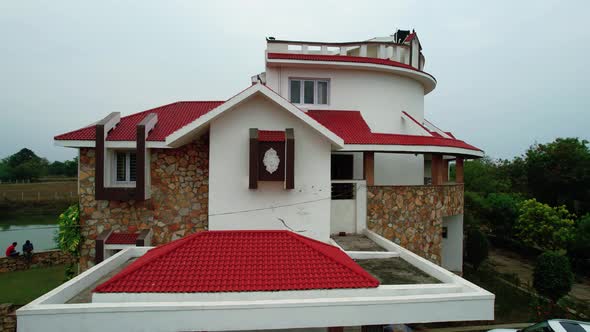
<box><xmin>321</xmin><ymin>45</ymin><xmax>328</xmax><ymax>54</ymax></box>
<box><xmin>431</xmin><ymin>154</ymin><xmax>443</xmax><ymax>185</ymax></box>
<box><xmin>456</xmin><ymin>157</ymin><xmax>464</xmax><ymax>183</ymax></box>
<box><xmin>363</xmin><ymin>151</ymin><xmax>375</xmax><ymax>186</ymax></box>
<box><xmin>340</xmin><ymin>46</ymin><xmax>347</xmax><ymax>55</ymax></box>
<box><xmin>442</xmin><ymin>159</ymin><xmax>449</xmax><ymax>183</ymax></box>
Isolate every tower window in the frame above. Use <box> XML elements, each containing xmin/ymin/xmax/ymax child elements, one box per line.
<box><xmin>289</xmin><ymin>79</ymin><xmax>329</xmax><ymax>105</ymax></box>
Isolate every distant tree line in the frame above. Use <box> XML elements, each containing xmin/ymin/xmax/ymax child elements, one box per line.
<box><xmin>0</xmin><ymin>148</ymin><xmax>77</xmax><ymax>181</ymax></box>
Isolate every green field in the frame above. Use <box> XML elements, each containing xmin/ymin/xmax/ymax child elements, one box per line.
<box><xmin>0</xmin><ymin>181</ymin><xmax>77</xmax><ymax>201</ymax></box>
<box><xmin>0</xmin><ymin>265</ymin><xmax>68</xmax><ymax>304</ymax></box>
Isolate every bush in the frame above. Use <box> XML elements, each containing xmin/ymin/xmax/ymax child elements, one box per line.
<box><xmin>56</xmin><ymin>204</ymin><xmax>81</xmax><ymax>280</ymax></box>
<box><xmin>533</xmin><ymin>251</ymin><xmax>573</xmax><ymax>303</ymax></box>
<box><xmin>466</xmin><ymin>228</ymin><xmax>489</xmax><ymax>270</ymax></box>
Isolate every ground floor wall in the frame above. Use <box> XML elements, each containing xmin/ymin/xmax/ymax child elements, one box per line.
<box><xmin>78</xmin><ymin>136</ymin><xmax>209</xmax><ymax>270</ymax></box>
<box><xmin>442</xmin><ymin>214</ymin><xmax>464</xmax><ymax>272</ymax></box>
<box><xmin>366</xmin><ymin>184</ymin><xmax>463</xmax><ymax>264</ymax></box>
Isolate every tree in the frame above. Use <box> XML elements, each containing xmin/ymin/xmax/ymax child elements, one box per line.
<box><xmin>515</xmin><ymin>199</ymin><xmax>575</xmax><ymax>251</ymax></box>
<box><xmin>1</xmin><ymin>148</ymin><xmax>49</xmax><ymax>180</ymax></box>
<box><xmin>533</xmin><ymin>251</ymin><xmax>573</xmax><ymax>303</ymax></box>
<box><xmin>465</xmin><ymin>228</ymin><xmax>489</xmax><ymax>270</ymax></box>
<box><xmin>524</xmin><ymin>138</ymin><xmax>590</xmax><ymax>215</ymax></box>
<box><xmin>569</xmin><ymin>214</ymin><xmax>590</xmax><ymax>275</ymax></box>
<box><xmin>483</xmin><ymin>193</ymin><xmax>523</xmax><ymax>237</ymax></box>
<box><xmin>464</xmin><ymin>157</ymin><xmax>511</xmax><ymax>194</ymax></box>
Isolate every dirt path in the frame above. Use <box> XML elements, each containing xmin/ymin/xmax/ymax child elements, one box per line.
<box><xmin>489</xmin><ymin>247</ymin><xmax>590</xmax><ymax>302</ymax></box>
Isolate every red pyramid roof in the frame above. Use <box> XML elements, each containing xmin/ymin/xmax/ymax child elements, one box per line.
<box><xmin>94</xmin><ymin>230</ymin><xmax>379</xmax><ymax>293</ymax></box>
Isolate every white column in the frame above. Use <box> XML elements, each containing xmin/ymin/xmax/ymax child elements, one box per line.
<box><xmin>321</xmin><ymin>45</ymin><xmax>328</xmax><ymax>54</ymax></box>
<box><xmin>360</xmin><ymin>44</ymin><xmax>367</xmax><ymax>57</ymax></box>
<box><xmin>377</xmin><ymin>44</ymin><xmax>386</xmax><ymax>59</ymax></box>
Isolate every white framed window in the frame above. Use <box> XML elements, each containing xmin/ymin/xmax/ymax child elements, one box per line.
<box><xmin>113</xmin><ymin>151</ymin><xmax>137</xmax><ymax>185</ymax></box>
<box><xmin>289</xmin><ymin>79</ymin><xmax>329</xmax><ymax>105</ymax></box>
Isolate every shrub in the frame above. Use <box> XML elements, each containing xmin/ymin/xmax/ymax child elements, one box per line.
<box><xmin>533</xmin><ymin>251</ymin><xmax>573</xmax><ymax>303</ymax></box>
<box><xmin>465</xmin><ymin>228</ymin><xmax>489</xmax><ymax>270</ymax></box>
<box><xmin>56</xmin><ymin>204</ymin><xmax>81</xmax><ymax>280</ymax></box>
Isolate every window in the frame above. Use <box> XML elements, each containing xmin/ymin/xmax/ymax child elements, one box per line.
<box><xmin>289</xmin><ymin>79</ymin><xmax>329</xmax><ymax>105</ymax></box>
<box><xmin>114</xmin><ymin>151</ymin><xmax>137</xmax><ymax>184</ymax></box>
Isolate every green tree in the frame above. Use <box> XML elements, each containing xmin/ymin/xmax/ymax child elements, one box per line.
<box><xmin>515</xmin><ymin>199</ymin><xmax>575</xmax><ymax>251</ymax></box>
<box><xmin>524</xmin><ymin>138</ymin><xmax>590</xmax><ymax>214</ymax></box>
<box><xmin>483</xmin><ymin>193</ymin><xmax>523</xmax><ymax>237</ymax></box>
<box><xmin>465</xmin><ymin>228</ymin><xmax>489</xmax><ymax>270</ymax></box>
<box><xmin>464</xmin><ymin>157</ymin><xmax>510</xmax><ymax>194</ymax></box>
<box><xmin>533</xmin><ymin>251</ymin><xmax>573</xmax><ymax>303</ymax></box>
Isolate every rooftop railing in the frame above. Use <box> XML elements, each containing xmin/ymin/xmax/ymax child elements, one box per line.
<box><xmin>266</xmin><ymin>39</ymin><xmax>424</xmax><ymax>69</ymax></box>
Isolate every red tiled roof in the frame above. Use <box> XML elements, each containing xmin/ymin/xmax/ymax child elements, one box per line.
<box><xmin>55</xmin><ymin>101</ymin><xmax>225</xmax><ymax>141</ymax></box>
<box><xmin>267</xmin><ymin>53</ymin><xmax>434</xmax><ymax>80</ymax></box>
<box><xmin>94</xmin><ymin>230</ymin><xmax>379</xmax><ymax>293</ymax></box>
<box><xmin>258</xmin><ymin>130</ymin><xmax>285</xmax><ymax>142</ymax></box>
<box><xmin>106</xmin><ymin>232</ymin><xmax>139</xmax><ymax>245</ymax></box>
<box><xmin>306</xmin><ymin>110</ymin><xmax>481</xmax><ymax>151</ymax></box>
<box><xmin>404</xmin><ymin>33</ymin><xmax>416</xmax><ymax>43</ymax></box>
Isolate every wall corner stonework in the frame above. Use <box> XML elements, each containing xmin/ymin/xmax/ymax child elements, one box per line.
<box><xmin>78</xmin><ymin>137</ymin><xmax>210</xmax><ymax>270</ymax></box>
<box><xmin>366</xmin><ymin>184</ymin><xmax>464</xmax><ymax>264</ymax></box>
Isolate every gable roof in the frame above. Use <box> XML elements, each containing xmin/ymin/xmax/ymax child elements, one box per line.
<box><xmin>94</xmin><ymin>230</ymin><xmax>379</xmax><ymax>293</ymax></box>
<box><xmin>306</xmin><ymin>110</ymin><xmax>482</xmax><ymax>152</ymax></box>
<box><xmin>164</xmin><ymin>83</ymin><xmax>344</xmax><ymax>148</ymax></box>
<box><xmin>54</xmin><ymin>101</ymin><xmax>224</xmax><ymax>142</ymax></box>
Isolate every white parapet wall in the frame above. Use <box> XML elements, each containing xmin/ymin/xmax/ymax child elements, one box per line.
<box><xmin>17</xmin><ymin>236</ymin><xmax>494</xmax><ymax>332</ymax></box>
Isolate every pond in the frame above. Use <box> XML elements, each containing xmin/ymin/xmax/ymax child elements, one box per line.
<box><xmin>0</xmin><ymin>212</ymin><xmax>60</xmax><ymax>251</ymax></box>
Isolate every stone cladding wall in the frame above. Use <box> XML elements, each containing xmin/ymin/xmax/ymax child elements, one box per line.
<box><xmin>78</xmin><ymin>137</ymin><xmax>209</xmax><ymax>270</ymax></box>
<box><xmin>367</xmin><ymin>184</ymin><xmax>464</xmax><ymax>263</ymax></box>
<box><xmin>0</xmin><ymin>303</ymin><xmax>16</xmax><ymax>332</ymax></box>
<box><xmin>0</xmin><ymin>250</ymin><xmax>74</xmax><ymax>274</ymax></box>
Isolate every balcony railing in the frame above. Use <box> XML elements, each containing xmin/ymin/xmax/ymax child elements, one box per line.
<box><xmin>267</xmin><ymin>39</ymin><xmax>423</xmax><ymax>70</ymax></box>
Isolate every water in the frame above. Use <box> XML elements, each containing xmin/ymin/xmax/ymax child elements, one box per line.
<box><xmin>0</xmin><ymin>212</ymin><xmax>60</xmax><ymax>251</ymax></box>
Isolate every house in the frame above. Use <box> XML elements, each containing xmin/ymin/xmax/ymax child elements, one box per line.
<box><xmin>17</xmin><ymin>30</ymin><xmax>492</xmax><ymax>332</ymax></box>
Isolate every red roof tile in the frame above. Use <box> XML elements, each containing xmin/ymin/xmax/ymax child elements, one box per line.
<box><xmin>94</xmin><ymin>230</ymin><xmax>379</xmax><ymax>293</ymax></box>
<box><xmin>55</xmin><ymin>101</ymin><xmax>224</xmax><ymax>142</ymax></box>
<box><xmin>306</xmin><ymin>110</ymin><xmax>481</xmax><ymax>151</ymax></box>
<box><xmin>267</xmin><ymin>53</ymin><xmax>434</xmax><ymax>80</ymax></box>
<box><xmin>258</xmin><ymin>130</ymin><xmax>285</xmax><ymax>142</ymax></box>
<box><xmin>106</xmin><ymin>232</ymin><xmax>139</xmax><ymax>245</ymax></box>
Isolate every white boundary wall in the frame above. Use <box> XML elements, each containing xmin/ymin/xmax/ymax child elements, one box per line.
<box><xmin>18</xmin><ymin>234</ymin><xmax>494</xmax><ymax>332</ymax></box>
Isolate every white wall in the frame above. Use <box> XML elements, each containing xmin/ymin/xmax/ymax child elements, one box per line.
<box><xmin>330</xmin><ymin>200</ymin><xmax>356</xmax><ymax>234</ymax></box>
<box><xmin>374</xmin><ymin>153</ymin><xmax>424</xmax><ymax>185</ymax></box>
<box><xmin>442</xmin><ymin>214</ymin><xmax>464</xmax><ymax>272</ymax></box>
<box><xmin>266</xmin><ymin>67</ymin><xmax>425</xmax><ymax>135</ymax></box>
<box><xmin>208</xmin><ymin>95</ymin><xmax>333</xmax><ymax>241</ymax></box>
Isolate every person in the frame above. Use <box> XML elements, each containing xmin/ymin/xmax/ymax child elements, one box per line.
<box><xmin>5</xmin><ymin>242</ymin><xmax>19</xmax><ymax>258</ymax></box>
<box><xmin>22</xmin><ymin>240</ymin><xmax>34</xmax><ymax>262</ymax></box>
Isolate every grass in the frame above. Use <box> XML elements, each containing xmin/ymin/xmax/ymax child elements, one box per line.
<box><xmin>0</xmin><ymin>181</ymin><xmax>77</xmax><ymax>201</ymax></box>
<box><xmin>0</xmin><ymin>265</ymin><xmax>68</xmax><ymax>305</ymax></box>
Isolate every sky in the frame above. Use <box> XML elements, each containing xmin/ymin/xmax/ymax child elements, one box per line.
<box><xmin>0</xmin><ymin>0</ymin><xmax>589</xmax><ymax>161</ymax></box>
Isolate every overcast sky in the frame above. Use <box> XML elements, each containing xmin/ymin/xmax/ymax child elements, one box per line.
<box><xmin>1</xmin><ymin>0</ymin><xmax>588</xmax><ymax>161</ymax></box>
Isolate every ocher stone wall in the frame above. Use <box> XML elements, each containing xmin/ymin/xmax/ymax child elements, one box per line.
<box><xmin>367</xmin><ymin>184</ymin><xmax>464</xmax><ymax>264</ymax></box>
<box><xmin>0</xmin><ymin>250</ymin><xmax>75</xmax><ymax>274</ymax></box>
<box><xmin>0</xmin><ymin>303</ymin><xmax>16</xmax><ymax>332</ymax></box>
<box><xmin>79</xmin><ymin>137</ymin><xmax>209</xmax><ymax>270</ymax></box>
